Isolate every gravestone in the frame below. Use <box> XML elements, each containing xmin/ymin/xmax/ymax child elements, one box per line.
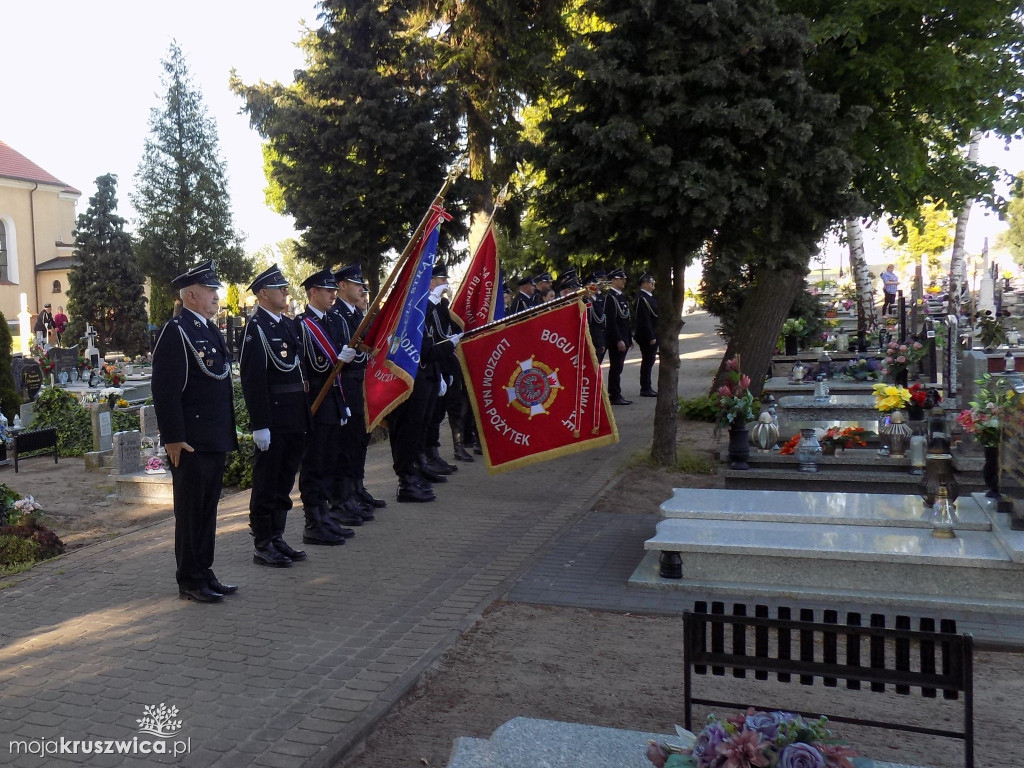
<box><xmin>959</xmin><ymin>350</ymin><xmax>988</xmax><ymax>406</ymax></box>
<box><xmin>112</xmin><ymin>430</ymin><xmax>142</xmax><ymax>475</ymax></box>
<box><xmin>1000</xmin><ymin>390</ymin><xmax>1024</xmax><ymax>527</ymax></box>
<box><xmin>90</xmin><ymin>403</ymin><xmax>113</xmax><ymax>453</ymax></box>
<box><xmin>139</xmin><ymin>405</ymin><xmax>159</xmax><ymax>440</ymax></box>
<box><xmin>48</xmin><ymin>345</ymin><xmax>79</xmax><ymax>379</ymax></box>
<box><xmin>20</xmin><ymin>363</ymin><xmax>44</xmax><ymax>401</ymax></box>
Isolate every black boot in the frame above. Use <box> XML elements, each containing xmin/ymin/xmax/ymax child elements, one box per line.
<box><xmin>252</xmin><ymin>518</ymin><xmax>292</xmax><ymax>567</ymax></box>
<box><xmin>453</xmin><ymin>431</ymin><xmax>474</xmax><ymax>462</ymax></box>
<box><xmin>356</xmin><ymin>479</ymin><xmax>387</xmax><ymax>509</ymax></box>
<box><xmin>398</xmin><ymin>474</ymin><xmax>436</xmax><ymax>502</ymax></box>
<box><xmin>428</xmin><ymin>445</ymin><xmax>458</xmax><ymax>474</ymax></box>
<box><xmin>330</xmin><ymin>477</ymin><xmax>364</xmax><ymax>526</ymax></box>
<box><xmin>341</xmin><ymin>477</ymin><xmax>375</xmax><ymax>521</ymax></box>
<box><xmin>274</xmin><ymin>538</ymin><xmax>307</xmax><ymax>562</ymax></box>
<box><xmin>317</xmin><ymin>505</ymin><xmax>355</xmax><ymax>538</ymax></box>
<box><xmin>416</xmin><ymin>455</ymin><xmax>447</xmax><ymax>483</ymax></box>
<box><xmin>302</xmin><ymin>506</ymin><xmax>346</xmax><ymax>546</ymax></box>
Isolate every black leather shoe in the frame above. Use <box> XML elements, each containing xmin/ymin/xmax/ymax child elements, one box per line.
<box><xmin>453</xmin><ymin>444</ymin><xmax>475</xmax><ymax>462</ymax></box>
<box><xmin>416</xmin><ymin>461</ymin><xmax>446</xmax><ymax>483</ymax></box>
<box><xmin>274</xmin><ymin>539</ymin><xmax>307</xmax><ymax>562</ymax></box>
<box><xmin>208</xmin><ymin>578</ymin><xmax>238</xmax><ymax>595</ymax></box>
<box><xmin>253</xmin><ymin>544</ymin><xmax>292</xmax><ymax>568</ymax></box>
<box><xmin>345</xmin><ymin>498</ymin><xmax>375</xmax><ymax>522</ymax></box>
<box><xmin>427</xmin><ymin>448</ymin><xmax>458</xmax><ymax>474</ymax></box>
<box><xmin>472</xmin><ymin>442</ymin><xmax>483</xmax><ymax>455</ymax></box>
<box><xmin>640</xmin><ymin>389</ymin><xmax>658</xmax><ymax>397</ymax></box>
<box><xmin>356</xmin><ymin>484</ymin><xmax>387</xmax><ymax>509</ymax></box>
<box><xmin>398</xmin><ymin>476</ymin><xmax>435</xmax><ymax>503</ymax></box>
<box><xmin>179</xmin><ymin>585</ymin><xmax>224</xmax><ymax>603</ymax></box>
<box><xmin>610</xmin><ymin>396</ymin><xmax>633</xmax><ymax>405</ymax></box>
<box><xmin>317</xmin><ymin>506</ymin><xmax>356</xmax><ymax>538</ymax></box>
<box><xmin>329</xmin><ymin>506</ymin><xmax>364</xmax><ymax>526</ymax></box>
<box><xmin>303</xmin><ymin>528</ymin><xmax>346</xmax><ymax>546</ymax></box>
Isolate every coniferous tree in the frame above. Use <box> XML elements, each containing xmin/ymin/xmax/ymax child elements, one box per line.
<box><xmin>133</xmin><ymin>42</ymin><xmax>249</xmax><ymax>323</ymax></box>
<box><xmin>231</xmin><ymin>1</ymin><xmax>465</xmax><ymax>279</ymax></box>
<box><xmin>0</xmin><ymin>311</ymin><xmax>20</xmax><ymax>420</ymax></box>
<box><xmin>66</xmin><ymin>174</ymin><xmax>149</xmax><ymax>356</ymax></box>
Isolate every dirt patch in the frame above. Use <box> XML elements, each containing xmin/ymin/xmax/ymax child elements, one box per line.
<box><xmin>1</xmin><ymin>457</ymin><xmax>173</xmax><ymax>551</ymax></box>
<box><xmin>339</xmin><ymin>602</ymin><xmax>1022</xmax><ymax>768</ymax></box>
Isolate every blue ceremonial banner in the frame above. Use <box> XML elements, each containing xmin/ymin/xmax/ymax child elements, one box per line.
<box><xmin>388</xmin><ymin>212</ymin><xmax>445</xmax><ymax>379</ymax></box>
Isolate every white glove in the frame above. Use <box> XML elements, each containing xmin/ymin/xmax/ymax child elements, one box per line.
<box><xmin>448</xmin><ymin>332</ymin><xmax>463</xmax><ymax>346</ymax></box>
<box><xmin>439</xmin><ymin>377</ymin><xmax>448</xmax><ymax>397</ymax></box>
<box><xmin>430</xmin><ymin>284</ymin><xmax>447</xmax><ymax>300</ymax></box>
<box><xmin>339</xmin><ymin>345</ymin><xmax>357</xmax><ymax>363</ymax></box>
<box><xmin>253</xmin><ymin>428</ymin><xmax>271</xmax><ymax>452</ymax></box>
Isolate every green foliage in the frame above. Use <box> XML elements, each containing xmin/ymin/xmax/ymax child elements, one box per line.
<box><xmin>230</xmin><ymin>1</ymin><xmax>466</xmax><ymax>275</ymax></box>
<box><xmin>998</xmin><ymin>173</ymin><xmax>1024</xmax><ymax>269</ymax></box>
<box><xmin>678</xmin><ymin>394</ymin><xmax>719</xmax><ymax>423</ymax></box>
<box><xmin>0</xmin><ymin>515</ymin><xmax>65</xmax><ymax>573</ymax></box>
<box><xmin>31</xmin><ymin>388</ymin><xmax>91</xmax><ymax>456</ymax></box>
<box><xmin>882</xmin><ymin>201</ymin><xmax>954</xmax><ymax>277</ymax></box>
<box><xmin>225</xmin><ymin>284</ymin><xmax>241</xmax><ymax>315</ymax></box>
<box><xmin>223</xmin><ymin>434</ymin><xmax>255</xmax><ymax>490</ymax></box>
<box><xmin>133</xmin><ymin>42</ymin><xmax>250</xmax><ymax>326</ymax></box>
<box><xmin>111</xmin><ymin>410</ymin><xmax>141</xmax><ymax>433</ymax></box>
<box><xmin>232</xmin><ymin>380</ymin><xmax>250</xmax><ymax>434</ymax></box>
<box><xmin>782</xmin><ymin>0</ymin><xmax>1024</xmax><ymax>221</ymax></box>
<box><xmin>66</xmin><ymin>174</ymin><xmax>149</xmax><ymax>356</ymax></box>
<box><xmin>0</xmin><ymin>312</ymin><xmax>21</xmax><ymax>419</ymax></box>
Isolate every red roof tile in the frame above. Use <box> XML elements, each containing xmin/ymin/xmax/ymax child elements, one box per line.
<box><xmin>0</xmin><ymin>140</ymin><xmax>80</xmax><ymax>194</ymax></box>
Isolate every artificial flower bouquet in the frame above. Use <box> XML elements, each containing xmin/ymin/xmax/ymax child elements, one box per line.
<box><xmin>871</xmin><ymin>383</ymin><xmax>911</xmax><ymax>414</ymax></box>
<box><xmin>819</xmin><ymin>427</ymin><xmax>871</xmax><ymax>451</ymax></box>
<box><xmin>956</xmin><ymin>373</ymin><xmax>1016</xmax><ymax>448</ymax></box>
<box><xmin>839</xmin><ymin>358</ymin><xmax>880</xmax><ymax>383</ymax></box>
<box><xmin>880</xmin><ymin>338</ymin><xmax>925</xmax><ymax>380</ymax></box>
<box><xmin>716</xmin><ymin>356</ymin><xmax>756</xmax><ymax>430</ymax></box>
<box><xmin>646</xmin><ymin>709</ymin><xmax>859</xmax><ymax>768</ymax></box>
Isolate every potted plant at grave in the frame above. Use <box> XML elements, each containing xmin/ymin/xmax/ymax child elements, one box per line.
<box><xmin>956</xmin><ymin>374</ymin><xmax>1017</xmax><ymax>498</ymax></box>
<box><xmin>840</xmin><ymin>357</ymin><xmax>881</xmax><ymax>382</ymax></box>
<box><xmin>973</xmin><ymin>309</ymin><xmax>1009</xmax><ymax>351</ymax></box>
<box><xmin>779</xmin><ymin>318</ymin><xmax>807</xmax><ymax>355</ymax></box>
<box><xmin>714</xmin><ymin>356</ymin><xmax>757</xmax><ymax>470</ymax></box>
<box><xmin>907</xmin><ymin>382</ymin><xmax>942</xmax><ymax>421</ymax></box>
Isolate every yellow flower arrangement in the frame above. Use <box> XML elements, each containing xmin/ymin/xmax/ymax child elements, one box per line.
<box><xmin>872</xmin><ymin>383</ymin><xmax>911</xmax><ymax>413</ymax></box>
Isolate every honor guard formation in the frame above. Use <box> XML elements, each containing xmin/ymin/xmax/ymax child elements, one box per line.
<box><xmin>153</xmin><ymin>261</ymin><xmax>658</xmax><ymax>603</ymax></box>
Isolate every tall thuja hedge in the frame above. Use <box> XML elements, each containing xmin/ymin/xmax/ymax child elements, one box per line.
<box><xmin>0</xmin><ymin>313</ymin><xmax>20</xmax><ymax>420</ymax></box>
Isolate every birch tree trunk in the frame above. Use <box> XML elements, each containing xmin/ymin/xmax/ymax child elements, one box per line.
<box><xmin>847</xmin><ymin>218</ymin><xmax>876</xmax><ymax>334</ymax></box>
<box><xmin>948</xmin><ymin>132</ymin><xmax>982</xmax><ymax>319</ymax></box>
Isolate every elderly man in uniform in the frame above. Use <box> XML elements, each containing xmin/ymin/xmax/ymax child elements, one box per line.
<box><xmin>634</xmin><ymin>272</ymin><xmax>659</xmax><ymax>397</ymax></box>
<box><xmin>603</xmin><ymin>267</ymin><xmax>633</xmax><ymax>405</ymax></box>
<box><xmin>152</xmin><ymin>261</ymin><xmax>237</xmax><ymax>603</ymax></box>
<box><xmin>508</xmin><ymin>276</ymin><xmax>535</xmax><ymax>314</ymax></box>
<box><xmin>295</xmin><ymin>268</ymin><xmax>357</xmax><ymax>546</ymax></box>
<box><xmin>240</xmin><ymin>265</ymin><xmax>312</xmax><ymax>568</ymax></box>
<box><xmin>330</xmin><ymin>264</ymin><xmax>383</xmax><ymax>523</ymax></box>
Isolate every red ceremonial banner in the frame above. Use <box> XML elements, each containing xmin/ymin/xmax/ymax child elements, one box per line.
<box><xmin>450</xmin><ymin>224</ymin><xmax>500</xmax><ymax>331</ymax></box>
<box><xmin>457</xmin><ymin>301</ymin><xmax>618</xmax><ymax>474</ymax></box>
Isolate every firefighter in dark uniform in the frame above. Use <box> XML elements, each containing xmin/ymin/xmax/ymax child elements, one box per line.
<box><xmin>424</xmin><ymin>261</ymin><xmax>462</xmax><ymax>476</ymax></box>
<box><xmin>531</xmin><ymin>272</ymin><xmax>553</xmax><ymax>306</ymax></box>
<box><xmin>603</xmin><ymin>267</ymin><xmax>633</xmax><ymax>405</ymax></box>
<box><xmin>240</xmin><ymin>265</ymin><xmax>312</xmax><ymax>567</ymax></box>
<box><xmin>584</xmin><ymin>272</ymin><xmax>608</xmax><ymax>365</ymax></box>
<box><xmin>634</xmin><ymin>272</ymin><xmax>659</xmax><ymax>397</ymax></box>
<box><xmin>152</xmin><ymin>261</ymin><xmax>238</xmax><ymax>603</ymax></box>
<box><xmin>508</xmin><ymin>276</ymin><xmax>535</xmax><ymax>314</ymax></box>
<box><xmin>330</xmin><ymin>264</ymin><xmax>384</xmax><ymax>522</ymax></box>
<box><xmin>295</xmin><ymin>268</ymin><xmax>357</xmax><ymax>546</ymax></box>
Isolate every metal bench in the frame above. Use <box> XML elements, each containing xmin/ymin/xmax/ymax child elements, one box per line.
<box><xmin>12</xmin><ymin>427</ymin><xmax>59</xmax><ymax>473</ymax></box>
<box><xmin>684</xmin><ymin>603</ymin><xmax>974</xmax><ymax>767</ymax></box>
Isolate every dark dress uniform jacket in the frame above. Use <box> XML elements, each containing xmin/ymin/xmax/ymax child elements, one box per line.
<box><xmin>604</xmin><ymin>289</ymin><xmax>632</xmax><ymax>348</ymax></box>
<box><xmin>508</xmin><ymin>292</ymin><xmax>533</xmax><ymax>315</ymax></box>
<box><xmin>297</xmin><ymin>306</ymin><xmax>347</xmax><ymax>425</ymax></box>
<box><xmin>331</xmin><ymin>300</ymin><xmax>368</xmax><ymax>376</ymax></box>
<box><xmin>634</xmin><ymin>291</ymin><xmax>658</xmax><ymax>346</ymax></box>
<box><xmin>240</xmin><ymin>307</ymin><xmax>311</xmax><ymax>435</ymax></box>
<box><xmin>151</xmin><ymin>310</ymin><xmax>237</xmax><ymax>452</ymax></box>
